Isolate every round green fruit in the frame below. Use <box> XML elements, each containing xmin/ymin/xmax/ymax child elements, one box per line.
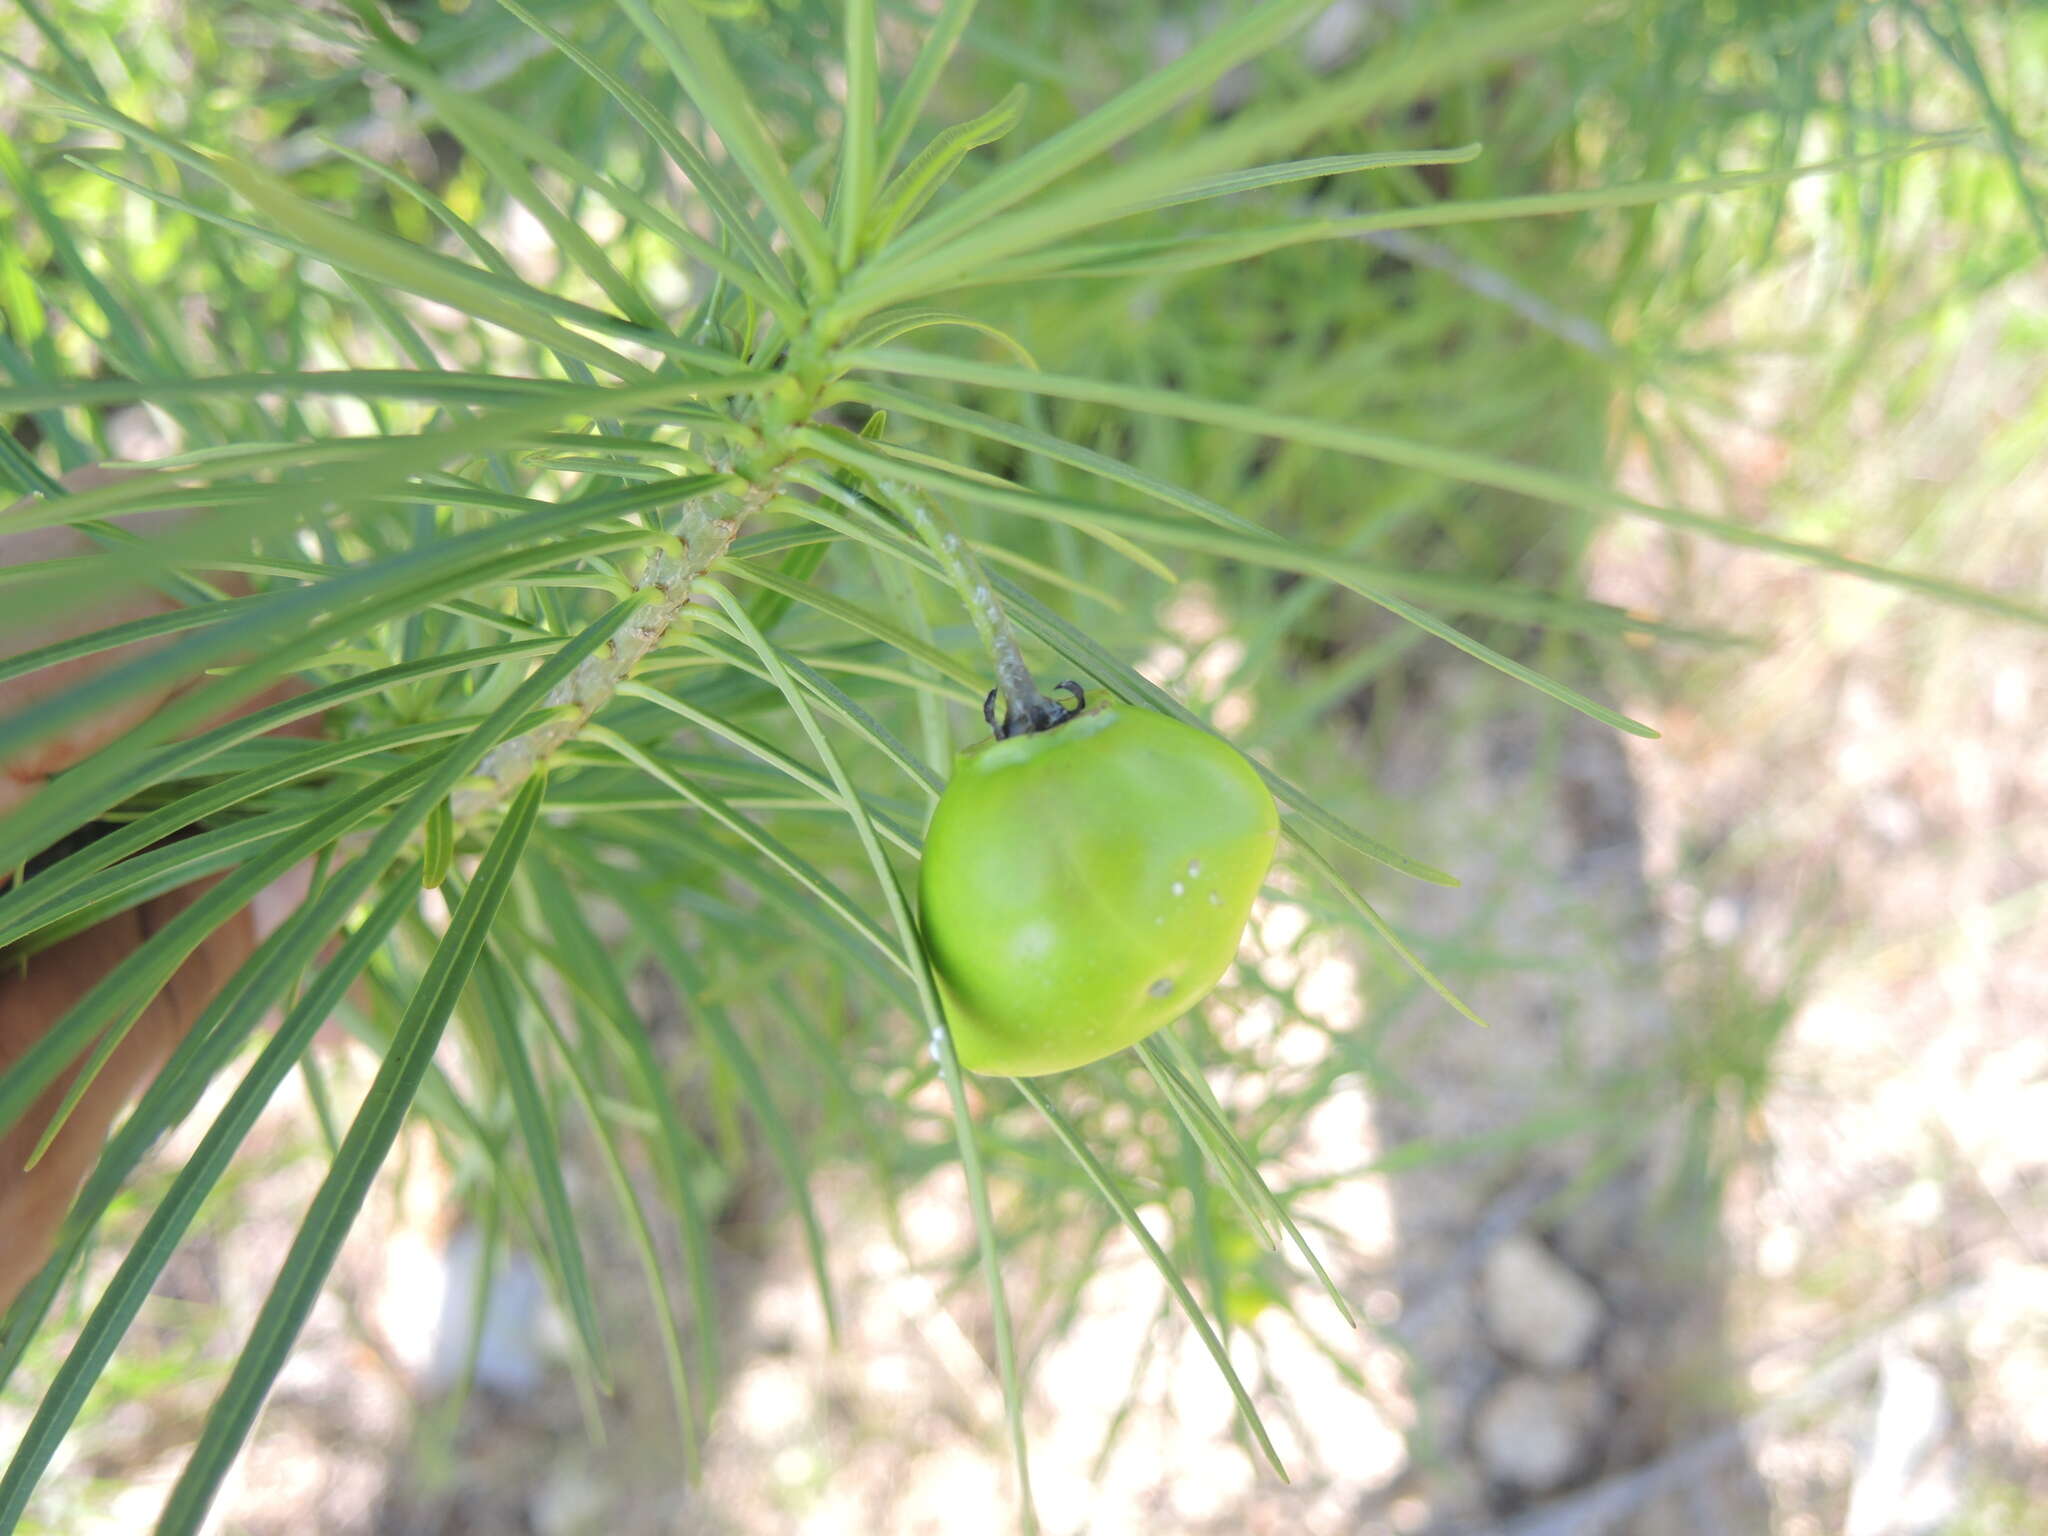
<box><xmin>918</xmin><ymin>703</ymin><xmax>1279</xmax><ymax>1076</ymax></box>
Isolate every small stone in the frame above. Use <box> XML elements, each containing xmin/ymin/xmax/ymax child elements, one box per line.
<box><xmin>1481</xmin><ymin>1233</ymin><xmax>1607</xmax><ymax>1370</ymax></box>
<box><xmin>529</xmin><ymin>1461</ymin><xmax>609</xmax><ymax>1536</ymax></box>
<box><xmin>1472</xmin><ymin>1372</ymin><xmax>1608</xmax><ymax>1494</ymax></box>
<box><xmin>1845</xmin><ymin>1351</ymin><xmax>1953</xmax><ymax>1536</ymax></box>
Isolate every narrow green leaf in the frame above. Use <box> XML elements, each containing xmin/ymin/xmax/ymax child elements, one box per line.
<box><xmin>1006</xmin><ymin>139</ymin><xmax>1977</xmax><ymax>283</ymax></box>
<box><xmin>833</xmin><ymin>0</ymin><xmax>880</xmax><ymax>270</ymax></box>
<box><xmin>0</xmin><ymin>370</ymin><xmax>617</xmax><ymax>414</ymax></box>
<box><xmin>813</xmin><ymin>426</ymin><xmax>1683</xmax><ymax>636</ymax></box>
<box><xmin>0</xmin><ymin>641</ymin><xmax>558</xmax><ymax>915</ymax></box>
<box><xmin>864</xmin><ymin>0</ymin><xmax>1336</xmax><ymax>269</ymax></box>
<box><xmin>743</xmin><ymin>535</ymin><xmax>831</xmax><ymax>634</ymax></box>
<box><xmin>0</xmin><ymin>804</ymin><xmax>337</xmax><ymax>954</ymax></box>
<box><xmin>54</xmin><ymin>145</ymin><xmax>727</xmax><ymax>376</ymax></box>
<box><xmin>874</xmin><ymin>0</ymin><xmax>981</xmax><ymax>173</ymax></box>
<box><xmin>0</xmin><ymin>592</ymin><xmax>267</xmax><ymax>686</ymax></box>
<box><xmin>794</xmin><ymin>455</ymin><xmax>1176</xmax><ymax>586</ymax></box>
<box><xmin>584</xmin><ymin>725</ymin><xmax>910</xmax><ymax>974</ymax></box>
<box><xmin>619</xmin><ymin>904</ymin><xmax>842</xmax><ymax>1344</ymax></box>
<box><xmin>803</xmin><ymin>430</ymin><xmax>1656</xmax><ymax>737</ymax></box>
<box><xmin>1287</xmin><ymin>836</ymin><xmax>1484</xmax><ymax>1028</ymax></box>
<box><xmin>622</xmin><ymin>0</ymin><xmax>836</xmax><ymax>288</ymax></box>
<box><xmin>0</xmin><ymin>877</ymin><xmax>417</xmax><ymax>1530</ymax></box>
<box><xmin>1137</xmin><ymin>1042</ymin><xmax>1280</xmax><ymax>1252</ymax></box>
<box><xmin>843</xmin><ymin>384</ymin><xmax>1726</xmax><ymax>645</ymax></box>
<box><xmin>1148</xmin><ymin>1034</ymin><xmax>1355</xmax><ymax>1327</ymax></box>
<box><xmin>845</xmin><ymin>350</ymin><xmax>2048</xmax><ymax>628</ymax></box>
<box><xmin>843</xmin><ymin>309</ymin><xmax>1037</xmax><ymax>369</ymax></box>
<box><xmin>0</xmin><ymin>472</ymin><xmax>720</xmax><ymax>866</ymax></box>
<box><xmin>777</xmin><ymin>470</ymin><xmax>1448</xmax><ymax>881</ymax></box>
<box><xmin>471</xmin><ymin>950</ymin><xmax>610</xmax><ymax>1380</ymax></box>
<box><xmin>490</xmin><ymin>0</ymin><xmax>794</xmax><ymax>300</ymax></box>
<box><xmin>0</xmin><ymin>759</ymin><xmax>432</xmax><ymax>1148</ymax></box>
<box><xmin>23</xmin><ymin>68</ymin><xmax>634</xmax><ymax>377</ymax></box>
<box><xmin>0</xmin><ymin>598</ymin><xmax>644</xmax><ymax>1142</ymax></box>
<box><xmin>0</xmin><ymin>520</ymin><xmax>654</xmax><ymax>865</ymax></box>
<box><xmin>530</xmin><ymin>851</ymin><xmax>722</xmax><ymax>1398</ymax></box>
<box><xmin>1905</xmin><ymin>1</ymin><xmax>2048</xmax><ymax>255</ymax></box>
<box><xmin>840</xmin><ymin>0</ymin><xmax>1579</xmax><ymax>312</ymax></box>
<box><xmin>490</xmin><ymin>938</ymin><xmax>705</xmax><ymax>1471</ymax></box>
<box><xmin>1014</xmin><ymin>1078</ymin><xmax>1288</xmax><ymax>1480</ymax></box>
<box><xmin>370</xmin><ymin>58</ymin><xmax>661</xmax><ymax>328</ymax></box>
<box><xmin>615</xmin><ymin>682</ymin><xmax>922</xmax><ymax>856</ymax></box>
<box><xmin>0</xmin><ymin>756</ymin><xmax>446</xmax><ymax>1389</ymax></box>
<box><xmin>993</xmin><ymin>574</ymin><xmax>1459</xmax><ymax>886</ymax></box>
<box><xmin>423</xmin><ymin>799</ymin><xmax>455</xmax><ymax>889</ymax></box>
<box><xmin>702</xmin><ymin>583</ymin><xmax>1038</xmax><ymax>1528</ymax></box>
<box><xmin>678</xmin><ymin>629</ymin><xmax>946</xmax><ymax>801</ymax></box>
<box><xmin>156</xmin><ymin>772</ymin><xmax>545</xmax><ymax>1536</ymax></box>
<box><xmin>1124</xmin><ymin>144</ymin><xmax>1484</xmax><ymax>213</ymax></box>
<box><xmin>719</xmin><ymin>555</ymin><xmax>989</xmax><ymax>689</ymax></box>
<box><xmin>863</xmin><ymin>86</ymin><xmax>1028</xmax><ymax>253</ymax></box>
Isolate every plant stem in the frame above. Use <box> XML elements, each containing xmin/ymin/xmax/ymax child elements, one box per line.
<box><xmin>450</xmin><ymin>474</ymin><xmax>780</xmax><ymax>825</ymax></box>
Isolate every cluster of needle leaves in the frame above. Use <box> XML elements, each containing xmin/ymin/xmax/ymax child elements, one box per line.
<box><xmin>2</xmin><ymin>0</ymin><xmax>2042</xmax><ymax>1529</ymax></box>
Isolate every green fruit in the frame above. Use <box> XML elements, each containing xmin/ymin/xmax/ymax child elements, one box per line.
<box><xmin>918</xmin><ymin>703</ymin><xmax>1279</xmax><ymax>1076</ymax></box>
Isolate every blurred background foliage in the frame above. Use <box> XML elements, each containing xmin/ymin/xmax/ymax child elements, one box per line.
<box><xmin>2</xmin><ymin>0</ymin><xmax>2044</xmax><ymax>1531</ymax></box>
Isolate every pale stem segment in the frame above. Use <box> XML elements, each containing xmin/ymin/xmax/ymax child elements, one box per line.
<box><xmin>451</xmin><ymin>476</ymin><xmax>779</xmax><ymax>824</ymax></box>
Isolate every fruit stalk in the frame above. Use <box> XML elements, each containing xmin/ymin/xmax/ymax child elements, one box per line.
<box><xmin>889</xmin><ymin>481</ymin><xmax>1065</xmax><ymax>735</ymax></box>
